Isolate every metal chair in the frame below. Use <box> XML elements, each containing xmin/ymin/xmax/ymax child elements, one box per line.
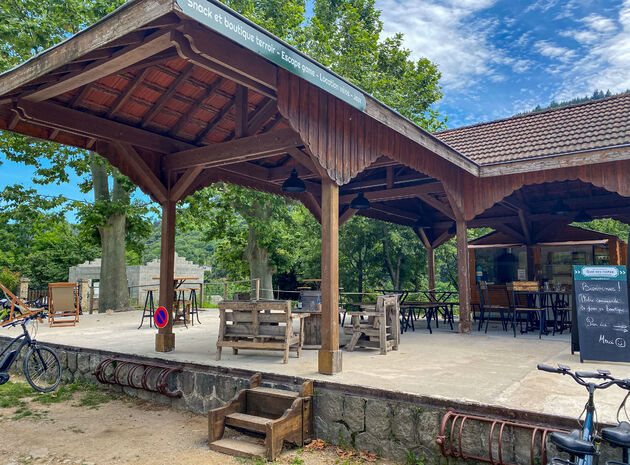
<box><xmin>477</xmin><ymin>281</ymin><xmax>509</xmax><ymax>333</ymax></box>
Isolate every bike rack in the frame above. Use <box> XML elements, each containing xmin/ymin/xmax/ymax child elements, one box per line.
<box><xmin>93</xmin><ymin>358</ymin><xmax>183</xmax><ymax>398</ymax></box>
<box><xmin>436</xmin><ymin>408</ymin><xmax>566</xmax><ymax>465</ymax></box>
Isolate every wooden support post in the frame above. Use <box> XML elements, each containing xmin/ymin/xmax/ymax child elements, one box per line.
<box><xmin>526</xmin><ymin>245</ymin><xmax>536</xmax><ymax>280</ymax></box>
<box><xmin>318</xmin><ymin>178</ymin><xmax>342</xmax><ymax>375</ymax></box>
<box><xmin>156</xmin><ymin>200</ymin><xmax>176</xmax><ymax>352</ymax></box>
<box><xmin>427</xmin><ymin>246</ymin><xmax>436</xmax><ymax>291</ymax></box>
<box><xmin>223</xmin><ymin>283</ymin><xmax>228</xmax><ymax>300</ymax></box>
<box><xmin>456</xmin><ymin>219</ymin><xmax>472</xmax><ymax>333</ymax></box>
<box><xmin>255</xmin><ymin>278</ymin><xmax>260</xmax><ymax>300</ymax></box>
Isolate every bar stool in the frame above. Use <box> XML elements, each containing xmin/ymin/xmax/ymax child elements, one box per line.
<box><xmin>139</xmin><ymin>288</ymin><xmax>157</xmax><ymax>329</ymax></box>
<box><xmin>188</xmin><ymin>287</ymin><xmax>200</xmax><ymax>325</ymax></box>
<box><xmin>174</xmin><ymin>289</ymin><xmax>190</xmax><ymax>328</ymax></box>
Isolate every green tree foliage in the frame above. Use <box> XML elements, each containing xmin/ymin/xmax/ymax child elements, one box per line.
<box><xmin>0</xmin><ymin>186</ymin><xmax>99</xmax><ymax>289</ymax></box>
<box><xmin>518</xmin><ymin>89</ymin><xmax>628</xmax><ymax>116</ymax></box>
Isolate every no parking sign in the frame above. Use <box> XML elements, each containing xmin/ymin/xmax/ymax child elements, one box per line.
<box><xmin>154</xmin><ymin>306</ymin><xmax>169</xmax><ymax>328</ymax></box>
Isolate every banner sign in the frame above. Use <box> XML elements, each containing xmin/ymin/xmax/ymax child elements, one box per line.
<box><xmin>573</xmin><ymin>265</ymin><xmax>630</xmax><ymax>363</ymax></box>
<box><xmin>176</xmin><ymin>0</ymin><xmax>367</xmax><ymax>111</ymax></box>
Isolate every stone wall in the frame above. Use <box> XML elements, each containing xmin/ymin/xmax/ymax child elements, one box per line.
<box><xmin>5</xmin><ymin>339</ymin><xmax>622</xmax><ymax>464</ymax></box>
<box><xmin>69</xmin><ymin>253</ymin><xmax>204</xmax><ymax>306</ymax></box>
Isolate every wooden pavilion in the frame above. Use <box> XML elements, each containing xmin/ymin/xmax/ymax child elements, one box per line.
<box><xmin>1</xmin><ymin>0</ymin><xmax>629</xmax><ymax>374</ymax></box>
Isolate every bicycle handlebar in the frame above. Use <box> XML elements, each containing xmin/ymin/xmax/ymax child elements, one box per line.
<box><xmin>538</xmin><ymin>364</ymin><xmax>624</xmax><ymax>390</ymax></box>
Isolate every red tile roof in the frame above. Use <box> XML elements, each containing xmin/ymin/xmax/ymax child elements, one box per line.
<box><xmin>435</xmin><ymin>92</ymin><xmax>630</xmax><ymax>165</ymax></box>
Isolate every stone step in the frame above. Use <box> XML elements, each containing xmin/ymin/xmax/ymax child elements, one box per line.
<box><xmin>210</xmin><ymin>438</ymin><xmax>266</xmax><ymax>459</ymax></box>
<box><xmin>226</xmin><ymin>412</ymin><xmax>272</xmax><ymax>433</ymax></box>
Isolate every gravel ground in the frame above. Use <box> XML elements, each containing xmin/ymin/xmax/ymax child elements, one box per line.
<box><xmin>0</xmin><ymin>379</ymin><xmax>397</xmax><ymax>465</ymax></box>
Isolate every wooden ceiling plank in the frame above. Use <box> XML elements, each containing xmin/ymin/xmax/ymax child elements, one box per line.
<box><xmin>24</xmin><ymin>29</ymin><xmax>175</xmax><ymax>103</ymax></box>
<box><xmin>140</xmin><ymin>63</ymin><xmax>194</xmax><ymax>128</ymax></box>
<box><xmin>165</xmin><ymin>128</ymin><xmax>303</xmax><ymax>172</ymax></box>
<box><xmin>170</xmin><ymin>76</ymin><xmax>224</xmax><ymax>137</ymax></box>
<box><xmin>16</xmin><ymin>99</ymin><xmax>193</xmax><ymax>154</ymax></box>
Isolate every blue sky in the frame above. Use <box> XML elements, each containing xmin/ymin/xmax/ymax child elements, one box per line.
<box><xmin>377</xmin><ymin>0</ymin><xmax>630</xmax><ymax>127</ymax></box>
<box><xmin>3</xmin><ymin>0</ymin><xmax>630</xmax><ymax>204</ymax></box>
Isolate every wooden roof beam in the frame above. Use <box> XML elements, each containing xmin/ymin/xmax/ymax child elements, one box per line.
<box><xmin>416</xmin><ymin>193</ymin><xmax>454</xmax><ymax>219</ymax></box>
<box><xmin>164</xmin><ymin>128</ymin><xmax>303</xmax><ymax>172</ymax></box>
<box><xmin>24</xmin><ymin>29</ymin><xmax>176</xmax><ymax>102</ymax></box>
<box><xmin>16</xmin><ymin>99</ymin><xmax>193</xmax><ymax>154</ymax></box>
<box><xmin>194</xmin><ymin>100</ymin><xmax>235</xmax><ymax>145</ymax></box>
<box><xmin>108</xmin><ymin>67</ymin><xmax>153</xmax><ymax>118</ymax></box>
<box><xmin>112</xmin><ymin>143</ymin><xmax>167</xmax><ymax>203</ymax></box>
<box><xmin>169</xmin><ymin>77</ymin><xmax>224</xmax><ymax>137</ymax></box>
<box><xmin>339</xmin><ymin>182</ymin><xmax>443</xmax><ymax>204</ymax></box>
<box><xmin>246</xmin><ymin>99</ymin><xmax>277</xmax><ymax>136</ymax></box>
<box><xmin>173</xmin><ymin>28</ymin><xmax>276</xmax><ymax>99</ymax></box>
<box><xmin>140</xmin><ymin>63</ymin><xmax>194</xmax><ymax>128</ymax></box>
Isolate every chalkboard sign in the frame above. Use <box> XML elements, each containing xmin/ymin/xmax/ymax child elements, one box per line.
<box><xmin>573</xmin><ymin>265</ymin><xmax>630</xmax><ymax>363</ymax></box>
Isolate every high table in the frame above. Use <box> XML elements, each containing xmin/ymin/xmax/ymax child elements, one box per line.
<box><xmin>512</xmin><ymin>290</ymin><xmax>571</xmax><ymax>338</ymax></box>
<box><xmin>152</xmin><ymin>277</ymin><xmax>200</xmax><ymax>327</ymax></box>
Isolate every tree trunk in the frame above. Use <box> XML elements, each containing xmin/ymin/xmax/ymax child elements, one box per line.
<box><xmin>91</xmin><ymin>157</ymin><xmax>132</xmax><ymax>311</ymax></box>
<box><xmin>98</xmin><ymin>213</ymin><xmax>131</xmax><ymax>311</ymax></box>
<box><xmin>243</xmin><ymin>225</ymin><xmax>274</xmax><ymax>299</ymax></box>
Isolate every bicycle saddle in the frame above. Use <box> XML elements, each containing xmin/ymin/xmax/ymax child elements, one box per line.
<box><xmin>602</xmin><ymin>421</ymin><xmax>630</xmax><ymax>448</ymax></box>
<box><xmin>549</xmin><ymin>430</ymin><xmax>596</xmax><ymax>457</ymax></box>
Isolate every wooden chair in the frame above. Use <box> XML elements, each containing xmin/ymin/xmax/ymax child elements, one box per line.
<box><xmin>0</xmin><ymin>283</ymin><xmax>42</xmax><ymax>323</ymax></box>
<box><xmin>343</xmin><ymin>295</ymin><xmax>400</xmax><ymax>354</ymax></box>
<box><xmin>48</xmin><ymin>282</ymin><xmax>80</xmax><ymax>327</ymax></box>
<box><xmin>216</xmin><ymin>300</ymin><xmax>307</xmax><ymax>364</ymax></box>
<box><xmin>507</xmin><ymin>281</ymin><xmax>540</xmax><ymax>337</ymax></box>
<box><xmin>477</xmin><ymin>281</ymin><xmax>509</xmax><ymax>333</ymax></box>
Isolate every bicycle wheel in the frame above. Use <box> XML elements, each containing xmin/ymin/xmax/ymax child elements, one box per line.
<box><xmin>23</xmin><ymin>346</ymin><xmax>61</xmax><ymax>392</ymax></box>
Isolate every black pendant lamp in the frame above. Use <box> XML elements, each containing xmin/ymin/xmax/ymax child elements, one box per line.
<box><xmin>413</xmin><ymin>215</ymin><xmax>431</xmax><ymax>230</ymax></box>
<box><xmin>350</xmin><ymin>191</ymin><xmax>370</xmax><ymax>210</ymax></box>
<box><xmin>574</xmin><ymin>209</ymin><xmax>593</xmax><ymax>223</ymax></box>
<box><xmin>281</xmin><ymin>168</ymin><xmax>307</xmax><ymax>193</ymax></box>
<box><xmin>550</xmin><ymin>198</ymin><xmax>571</xmax><ymax>216</ymax></box>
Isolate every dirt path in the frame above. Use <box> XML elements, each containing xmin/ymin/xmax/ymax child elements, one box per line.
<box><xmin>0</xmin><ymin>380</ymin><xmax>396</xmax><ymax>465</ymax></box>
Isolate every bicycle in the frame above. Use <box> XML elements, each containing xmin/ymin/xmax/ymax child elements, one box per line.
<box><xmin>0</xmin><ymin>312</ymin><xmax>62</xmax><ymax>392</ymax></box>
<box><xmin>537</xmin><ymin>364</ymin><xmax>623</xmax><ymax>465</ymax></box>
<box><xmin>600</xmin><ymin>377</ymin><xmax>630</xmax><ymax>465</ymax></box>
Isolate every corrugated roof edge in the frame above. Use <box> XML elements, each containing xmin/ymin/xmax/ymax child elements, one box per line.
<box><xmin>435</xmin><ymin>91</ymin><xmax>630</xmax><ymax>136</ymax></box>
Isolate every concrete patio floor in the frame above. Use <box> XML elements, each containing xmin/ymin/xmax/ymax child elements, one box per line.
<box><xmin>7</xmin><ymin>309</ymin><xmax>630</xmax><ymax>424</ymax></box>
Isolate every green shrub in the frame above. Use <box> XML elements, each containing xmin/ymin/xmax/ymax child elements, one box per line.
<box><xmin>0</xmin><ymin>269</ymin><xmax>20</xmax><ymax>294</ymax></box>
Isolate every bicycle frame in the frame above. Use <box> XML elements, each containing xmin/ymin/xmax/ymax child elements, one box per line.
<box><xmin>0</xmin><ymin>322</ymin><xmax>34</xmax><ymax>373</ymax></box>
<box><xmin>581</xmin><ymin>384</ymin><xmax>598</xmax><ymax>465</ymax></box>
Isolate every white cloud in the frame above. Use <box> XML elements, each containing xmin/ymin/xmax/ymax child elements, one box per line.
<box><xmin>525</xmin><ymin>0</ymin><xmax>558</xmax><ymax>13</ymax></box>
<box><xmin>533</xmin><ymin>40</ymin><xmax>577</xmax><ymax>63</ymax></box>
<box><xmin>512</xmin><ymin>59</ymin><xmax>533</xmax><ymax>73</ymax></box>
<box><xmin>582</xmin><ymin>13</ymin><xmax>617</xmax><ymax>33</ymax></box>
<box><xmin>554</xmin><ymin>1</ymin><xmax>630</xmax><ymax>99</ymax></box>
<box><xmin>376</xmin><ymin>0</ymin><xmax>504</xmax><ymax>90</ymax></box>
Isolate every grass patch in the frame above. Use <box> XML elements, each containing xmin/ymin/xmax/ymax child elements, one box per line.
<box><xmin>0</xmin><ymin>381</ymin><xmax>33</xmax><ymax>407</ymax></box>
<box><xmin>73</xmin><ymin>389</ymin><xmax>116</xmax><ymax>409</ymax></box>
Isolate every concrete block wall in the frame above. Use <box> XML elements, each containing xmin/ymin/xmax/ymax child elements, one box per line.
<box><xmin>4</xmin><ymin>339</ymin><xmax>623</xmax><ymax>464</ymax></box>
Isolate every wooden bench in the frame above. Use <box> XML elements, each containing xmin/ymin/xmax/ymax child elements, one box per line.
<box><xmin>216</xmin><ymin>300</ymin><xmax>307</xmax><ymax>364</ymax></box>
<box><xmin>209</xmin><ymin>373</ymin><xmax>313</xmax><ymax>461</ymax></box>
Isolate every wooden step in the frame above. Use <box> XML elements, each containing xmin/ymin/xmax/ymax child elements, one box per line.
<box><xmin>250</xmin><ymin>386</ymin><xmax>299</xmax><ymax>399</ymax></box>
<box><xmin>226</xmin><ymin>412</ymin><xmax>272</xmax><ymax>433</ymax></box>
<box><xmin>210</xmin><ymin>438</ymin><xmax>266</xmax><ymax>459</ymax></box>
